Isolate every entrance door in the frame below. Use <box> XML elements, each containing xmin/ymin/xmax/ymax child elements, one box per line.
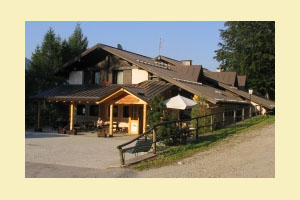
<box><xmin>130</xmin><ymin>105</ymin><xmax>140</xmax><ymax>134</ymax></box>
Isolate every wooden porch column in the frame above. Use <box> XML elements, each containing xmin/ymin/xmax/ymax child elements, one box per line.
<box><xmin>242</xmin><ymin>108</ymin><xmax>245</xmax><ymax>121</ymax></box>
<box><xmin>69</xmin><ymin>102</ymin><xmax>74</xmax><ymax>131</ymax></box>
<box><xmin>233</xmin><ymin>109</ymin><xmax>236</xmax><ymax>124</ymax></box>
<box><xmin>249</xmin><ymin>106</ymin><xmax>252</xmax><ymax>118</ymax></box>
<box><xmin>143</xmin><ymin>104</ymin><xmax>147</xmax><ymax>133</ymax></box>
<box><xmin>109</xmin><ymin>103</ymin><xmax>113</xmax><ymax>137</ymax></box>
<box><xmin>34</xmin><ymin>101</ymin><xmax>42</xmax><ymax>132</ymax></box>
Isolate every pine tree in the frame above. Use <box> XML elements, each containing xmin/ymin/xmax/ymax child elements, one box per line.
<box><xmin>147</xmin><ymin>95</ymin><xmax>164</xmax><ymax>128</ymax></box>
<box><xmin>68</xmin><ymin>23</ymin><xmax>88</xmax><ymax>58</ymax></box>
<box><xmin>147</xmin><ymin>95</ymin><xmax>178</xmax><ymax>145</ymax></box>
<box><xmin>27</xmin><ymin>28</ymin><xmax>65</xmax><ymax>94</ymax></box>
<box><xmin>26</xmin><ymin>28</ymin><xmax>66</xmax><ymax>123</ymax></box>
<box><xmin>214</xmin><ymin>21</ymin><xmax>275</xmax><ymax>100</ymax></box>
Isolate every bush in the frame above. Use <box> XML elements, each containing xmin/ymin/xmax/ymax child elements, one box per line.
<box><xmin>147</xmin><ymin>95</ymin><xmax>179</xmax><ymax>145</ymax></box>
<box><xmin>191</xmin><ymin>95</ymin><xmax>213</xmax><ymax>134</ymax></box>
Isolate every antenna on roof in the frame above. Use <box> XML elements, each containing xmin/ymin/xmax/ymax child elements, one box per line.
<box><xmin>159</xmin><ymin>37</ymin><xmax>163</xmax><ymax>55</ymax></box>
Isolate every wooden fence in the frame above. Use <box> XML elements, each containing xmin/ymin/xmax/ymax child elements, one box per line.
<box><xmin>117</xmin><ymin>106</ymin><xmax>273</xmax><ymax>166</ymax></box>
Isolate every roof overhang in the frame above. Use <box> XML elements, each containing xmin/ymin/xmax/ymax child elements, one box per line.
<box><xmin>96</xmin><ymin>88</ymin><xmax>148</xmax><ymax>105</ymax></box>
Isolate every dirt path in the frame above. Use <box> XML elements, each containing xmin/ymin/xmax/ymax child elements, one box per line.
<box><xmin>137</xmin><ymin>123</ymin><xmax>275</xmax><ymax>178</ymax></box>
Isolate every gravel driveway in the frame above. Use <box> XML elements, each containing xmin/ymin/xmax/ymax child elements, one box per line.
<box><xmin>26</xmin><ymin>123</ymin><xmax>274</xmax><ymax>178</ymax></box>
<box><xmin>138</xmin><ymin>123</ymin><xmax>275</xmax><ymax>178</ymax></box>
<box><xmin>25</xmin><ymin>131</ymin><xmax>137</xmax><ymax>170</ymax></box>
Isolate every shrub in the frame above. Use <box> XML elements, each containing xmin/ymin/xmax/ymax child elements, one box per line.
<box><xmin>147</xmin><ymin>95</ymin><xmax>179</xmax><ymax>145</ymax></box>
<box><xmin>191</xmin><ymin>95</ymin><xmax>212</xmax><ymax>134</ymax></box>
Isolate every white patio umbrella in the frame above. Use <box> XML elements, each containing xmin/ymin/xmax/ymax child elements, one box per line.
<box><xmin>163</xmin><ymin>94</ymin><xmax>197</xmax><ymax>110</ymax></box>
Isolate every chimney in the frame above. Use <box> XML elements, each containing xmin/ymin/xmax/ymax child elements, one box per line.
<box><xmin>181</xmin><ymin>60</ymin><xmax>192</xmax><ymax>66</ymax></box>
<box><xmin>216</xmin><ymin>67</ymin><xmax>222</xmax><ymax>72</ymax></box>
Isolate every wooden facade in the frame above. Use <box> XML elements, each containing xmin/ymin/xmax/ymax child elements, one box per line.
<box><xmin>32</xmin><ymin>43</ymin><xmax>274</xmax><ymax>134</ymax></box>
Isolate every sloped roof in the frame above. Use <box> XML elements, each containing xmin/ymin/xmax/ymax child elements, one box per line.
<box><xmin>54</xmin><ymin>44</ymin><xmax>252</xmax><ymax>105</ymax></box>
<box><xmin>31</xmin><ymin>80</ymin><xmax>173</xmax><ymax>103</ymax></box>
<box><xmin>31</xmin><ymin>84</ymin><xmax>122</xmax><ymax>102</ymax></box>
<box><xmin>154</xmin><ymin>55</ymin><xmax>202</xmax><ymax>82</ymax></box>
<box><xmin>204</xmin><ymin>71</ymin><xmax>237</xmax><ymax>87</ymax></box>
<box><xmin>218</xmin><ymin>82</ymin><xmax>275</xmax><ymax>110</ymax></box>
<box><xmin>89</xmin><ymin>44</ymin><xmax>245</xmax><ymax>104</ymax></box>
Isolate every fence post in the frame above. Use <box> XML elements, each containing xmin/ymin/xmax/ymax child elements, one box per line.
<box><xmin>119</xmin><ymin>148</ymin><xmax>125</xmax><ymax>166</ymax></box>
<box><xmin>196</xmin><ymin>118</ymin><xmax>199</xmax><ymax>139</ymax></box>
<box><xmin>223</xmin><ymin>111</ymin><xmax>225</xmax><ymax>127</ymax></box>
<box><xmin>242</xmin><ymin>108</ymin><xmax>245</xmax><ymax>121</ymax></box>
<box><xmin>234</xmin><ymin>109</ymin><xmax>236</xmax><ymax>124</ymax></box>
<box><xmin>210</xmin><ymin>115</ymin><xmax>213</xmax><ymax>132</ymax></box>
<box><xmin>153</xmin><ymin>126</ymin><xmax>157</xmax><ymax>154</ymax></box>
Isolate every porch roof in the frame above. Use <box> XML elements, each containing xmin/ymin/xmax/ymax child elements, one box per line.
<box><xmin>31</xmin><ymin>80</ymin><xmax>173</xmax><ymax>103</ymax></box>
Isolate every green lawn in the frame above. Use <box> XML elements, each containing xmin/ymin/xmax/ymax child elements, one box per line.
<box><xmin>131</xmin><ymin>115</ymin><xmax>275</xmax><ymax>171</ymax></box>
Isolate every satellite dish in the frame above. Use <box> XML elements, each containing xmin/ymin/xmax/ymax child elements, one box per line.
<box><xmin>117</xmin><ymin>44</ymin><xmax>123</xmax><ymax>50</ymax></box>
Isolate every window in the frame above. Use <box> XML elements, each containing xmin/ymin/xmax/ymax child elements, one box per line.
<box><xmin>108</xmin><ymin>105</ymin><xmax>119</xmax><ymax>118</ymax></box>
<box><xmin>225</xmin><ymin>108</ymin><xmax>234</xmax><ymax>117</ymax></box>
<box><xmin>123</xmin><ymin>106</ymin><xmax>129</xmax><ymax>118</ymax></box>
<box><xmin>77</xmin><ymin>104</ymin><xmax>86</xmax><ymax>116</ymax></box>
<box><xmin>84</xmin><ymin>71</ymin><xmax>101</xmax><ymax>85</ymax></box>
<box><xmin>113</xmin><ymin>70</ymin><xmax>123</xmax><ymax>84</ymax></box>
<box><xmin>89</xmin><ymin>105</ymin><xmax>99</xmax><ymax>116</ymax></box>
<box><xmin>95</xmin><ymin>72</ymin><xmax>100</xmax><ymax>85</ymax></box>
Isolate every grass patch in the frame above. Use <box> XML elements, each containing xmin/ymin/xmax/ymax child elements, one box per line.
<box><xmin>131</xmin><ymin>115</ymin><xmax>275</xmax><ymax>171</ymax></box>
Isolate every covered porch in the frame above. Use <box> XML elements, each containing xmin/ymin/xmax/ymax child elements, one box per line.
<box><xmin>96</xmin><ymin>88</ymin><xmax>148</xmax><ymax>136</ymax></box>
<box><xmin>32</xmin><ymin>86</ymin><xmax>148</xmax><ymax>137</ymax></box>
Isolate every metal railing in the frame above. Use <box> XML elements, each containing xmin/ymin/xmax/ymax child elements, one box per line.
<box><xmin>117</xmin><ymin>106</ymin><xmax>274</xmax><ymax>165</ymax></box>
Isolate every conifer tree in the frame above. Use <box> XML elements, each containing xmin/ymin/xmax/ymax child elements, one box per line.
<box><xmin>68</xmin><ymin>23</ymin><xmax>88</xmax><ymax>57</ymax></box>
<box><xmin>214</xmin><ymin>21</ymin><xmax>275</xmax><ymax>99</ymax></box>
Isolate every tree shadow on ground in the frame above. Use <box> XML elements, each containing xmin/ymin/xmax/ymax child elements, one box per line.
<box><xmin>25</xmin><ymin>132</ymin><xmax>69</xmax><ymax>139</ymax></box>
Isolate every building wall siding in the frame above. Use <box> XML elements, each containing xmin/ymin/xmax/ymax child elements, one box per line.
<box><xmin>69</xmin><ymin>71</ymin><xmax>83</xmax><ymax>85</ymax></box>
<box><xmin>132</xmin><ymin>69</ymin><xmax>148</xmax><ymax>84</ymax></box>
<box><xmin>123</xmin><ymin>69</ymin><xmax>132</xmax><ymax>84</ymax></box>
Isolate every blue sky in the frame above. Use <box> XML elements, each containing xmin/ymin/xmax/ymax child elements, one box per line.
<box><xmin>25</xmin><ymin>21</ymin><xmax>225</xmax><ymax>71</ymax></box>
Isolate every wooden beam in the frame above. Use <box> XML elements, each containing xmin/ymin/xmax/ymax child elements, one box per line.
<box><xmin>143</xmin><ymin>104</ymin><xmax>147</xmax><ymax>133</ymax></box>
<box><xmin>70</xmin><ymin>102</ymin><xmax>74</xmax><ymax>131</ymax></box>
<box><xmin>234</xmin><ymin>109</ymin><xmax>236</xmax><ymax>124</ymax></box>
<box><xmin>242</xmin><ymin>108</ymin><xmax>245</xmax><ymax>121</ymax></box>
<box><xmin>97</xmin><ymin>88</ymin><xmax>125</xmax><ymax>104</ymax></box>
<box><xmin>153</xmin><ymin>127</ymin><xmax>157</xmax><ymax>154</ymax></box>
<box><xmin>109</xmin><ymin>103</ymin><xmax>113</xmax><ymax>136</ymax></box>
<box><xmin>34</xmin><ymin>101</ymin><xmax>41</xmax><ymax>132</ymax></box>
<box><xmin>97</xmin><ymin>87</ymin><xmax>148</xmax><ymax>105</ymax></box>
<box><xmin>37</xmin><ymin>101</ymin><xmax>41</xmax><ymax>129</ymax></box>
<box><xmin>128</xmin><ymin>106</ymin><xmax>132</xmax><ymax>134</ymax></box>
